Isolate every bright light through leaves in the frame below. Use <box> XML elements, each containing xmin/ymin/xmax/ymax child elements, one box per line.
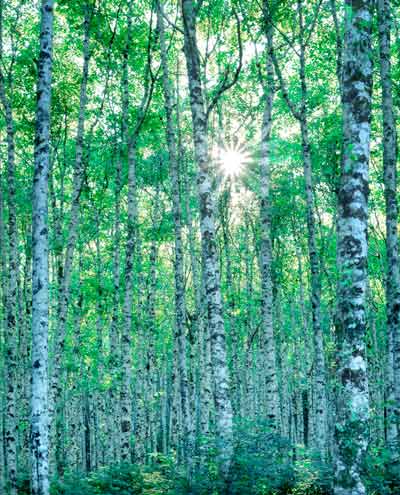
<box><xmin>216</xmin><ymin>145</ymin><xmax>250</xmax><ymax>177</ymax></box>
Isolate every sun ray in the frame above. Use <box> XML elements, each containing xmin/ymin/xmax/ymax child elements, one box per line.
<box><xmin>216</xmin><ymin>145</ymin><xmax>250</xmax><ymax>177</ymax></box>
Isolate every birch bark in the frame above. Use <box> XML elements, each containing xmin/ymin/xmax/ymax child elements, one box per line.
<box><xmin>259</xmin><ymin>31</ymin><xmax>279</xmax><ymax>430</ymax></box>
<box><xmin>107</xmin><ymin>146</ymin><xmax>122</xmax><ymax>464</ymax></box>
<box><xmin>120</xmin><ymin>7</ymin><xmax>153</xmax><ymax>460</ymax></box>
<box><xmin>0</xmin><ymin>171</ymin><xmax>7</xmax><ymax>495</ymax></box>
<box><xmin>377</xmin><ymin>0</ymin><xmax>400</xmax><ymax>453</ymax></box>
<box><xmin>268</xmin><ymin>0</ymin><xmax>328</xmax><ymax>456</ymax></box>
<box><xmin>334</xmin><ymin>1</ymin><xmax>372</xmax><ymax>493</ymax></box>
<box><xmin>157</xmin><ymin>0</ymin><xmax>194</xmax><ymax>471</ymax></box>
<box><xmin>31</xmin><ymin>1</ymin><xmax>54</xmax><ymax>493</ymax></box>
<box><xmin>0</xmin><ymin>1</ymin><xmax>18</xmax><ymax>489</ymax></box>
<box><xmin>181</xmin><ymin>0</ymin><xmax>233</xmax><ymax>476</ymax></box>
<box><xmin>50</xmin><ymin>4</ymin><xmax>91</xmax><ymax>474</ymax></box>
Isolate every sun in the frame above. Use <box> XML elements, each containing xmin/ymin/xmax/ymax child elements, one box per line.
<box><xmin>218</xmin><ymin>146</ymin><xmax>250</xmax><ymax>177</ymax></box>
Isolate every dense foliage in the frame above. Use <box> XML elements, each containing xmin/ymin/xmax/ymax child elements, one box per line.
<box><xmin>0</xmin><ymin>0</ymin><xmax>399</xmax><ymax>494</ymax></box>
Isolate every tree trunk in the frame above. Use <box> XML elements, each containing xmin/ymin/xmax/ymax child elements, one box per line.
<box><xmin>18</xmin><ymin>235</ymin><xmax>32</xmax><ymax>473</ymax></box>
<box><xmin>0</xmin><ymin>169</ymin><xmax>7</xmax><ymax>495</ymax></box>
<box><xmin>259</xmin><ymin>31</ymin><xmax>279</xmax><ymax>430</ymax></box>
<box><xmin>181</xmin><ymin>0</ymin><xmax>233</xmax><ymax>477</ymax></box>
<box><xmin>219</xmin><ymin>188</ymin><xmax>241</xmax><ymax>417</ymax></box>
<box><xmin>334</xmin><ymin>1</ymin><xmax>372</xmax><ymax>493</ymax></box>
<box><xmin>31</xmin><ymin>1</ymin><xmax>54</xmax><ymax>493</ymax></box>
<box><xmin>0</xmin><ymin>3</ymin><xmax>18</xmax><ymax>490</ymax></box>
<box><xmin>181</xmin><ymin>136</ymin><xmax>210</xmax><ymax>443</ymax></box>
<box><xmin>50</xmin><ymin>4</ymin><xmax>91</xmax><ymax>475</ymax></box>
<box><xmin>297</xmin><ymin>0</ymin><xmax>328</xmax><ymax>457</ymax></box>
<box><xmin>377</xmin><ymin>0</ymin><xmax>400</xmax><ymax>454</ymax></box>
<box><xmin>270</xmin><ymin>0</ymin><xmax>328</xmax><ymax>456</ymax></box>
<box><xmin>107</xmin><ymin>130</ymin><xmax>122</xmax><ymax>466</ymax></box>
<box><xmin>157</xmin><ymin>1</ymin><xmax>194</xmax><ymax>473</ymax></box>
<box><xmin>119</xmin><ymin>10</ymin><xmax>135</xmax><ymax>461</ymax></box>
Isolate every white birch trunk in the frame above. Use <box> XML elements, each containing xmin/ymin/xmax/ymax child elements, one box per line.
<box><xmin>50</xmin><ymin>5</ymin><xmax>91</xmax><ymax>474</ymax></box>
<box><xmin>0</xmin><ymin>38</ymin><xmax>18</xmax><ymax>495</ymax></box>
<box><xmin>157</xmin><ymin>1</ymin><xmax>194</xmax><ymax>471</ymax></box>
<box><xmin>181</xmin><ymin>0</ymin><xmax>233</xmax><ymax>477</ymax></box>
<box><xmin>259</xmin><ymin>31</ymin><xmax>279</xmax><ymax>430</ymax></box>
<box><xmin>377</xmin><ymin>0</ymin><xmax>400</xmax><ymax>453</ymax></box>
<box><xmin>31</xmin><ymin>1</ymin><xmax>54</xmax><ymax>493</ymax></box>
<box><xmin>334</xmin><ymin>1</ymin><xmax>372</xmax><ymax>493</ymax></box>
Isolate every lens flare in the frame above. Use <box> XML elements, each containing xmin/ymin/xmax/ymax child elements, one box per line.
<box><xmin>217</xmin><ymin>145</ymin><xmax>250</xmax><ymax>177</ymax></box>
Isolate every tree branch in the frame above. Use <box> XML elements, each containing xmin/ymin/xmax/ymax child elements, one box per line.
<box><xmin>205</xmin><ymin>6</ymin><xmax>242</xmax><ymax>122</ymax></box>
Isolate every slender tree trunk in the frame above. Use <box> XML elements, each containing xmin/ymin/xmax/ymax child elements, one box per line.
<box><xmin>244</xmin><ymin>218</ymin><xmax>256</xmax><ymax>420</ymax></box>
<box><xmin>259</xmin><ymin>31</ymin><xmax>279</xmax><ymax>430</ymax></box>
<box><xmin>157</xmin><ymin>1</ymin><xmax>194</xmax><ymax>472</ymax></box>
<box><xmin>161</xmin><ymin>360</ymin><xmax>168</xmax><ymax>455</ymax></box>
<box><xmin>0</xmin><ymin>173</ymin><xmax>7</xmax><ymax>495</ymax></box>
<box><xmin>94</xmin><ymin>218</ymin><xmax>105</xmax><ymax>468</ymax></box>
<box><xmin>50</xmin><ymin>4</ymin><xmax>91</xmax><ymax>475</ymax></box>
<box><xmin>67</xmin><ymin>284</ymin><xmax>83</xmax><ymax>472</ymax></box>
<box><xmin>269</xmin><ymin>0</ymin><xmax>328</xmax><ymax>456</ymax></box>
<box><xmin>119</xmin><ymin>10</ymin><xmax>135</xmax><ymax>460</ymax></box>
<box><xmin>83</xmin><ymin>392</ymin><xmax>91</xmax><ymax>473</ymax></box>
<box><xmin>334</xmin><ymin>1</ymin><xmax>372</xmax><ymax>493</ymax></box>
<box><xmin>119</xmin><ymin>5</ymin><xmax>153</xmax><ymax>461</ymax></box>
<box><xmin>181</xmin><ymin>0</ymin><xmax>233</xmax><ymax>477</ymax></box>
<box><xmin>107</xmin><ymin>138</ymin><xmax>122</xmax><ymax>465</ymax></box>
<box><xmin>31</xmin><ymin>1</ymin><xmax>54</xmax><ymax>493</ymax></box>
<box><xmin>18</xmin><ymin>236</ymin><xmax>32</xmax><ymax>473</ymax></box>
<box><xmin>297</xmin><ymin>0</ymin><xmax>327</xmax><ymax>457</ymax></box>
<box><xmin>144</xmin><ymin>229</ymin><xmax>158</xmax><ymax>459</ymax></box>
<box><xmin>377</xmin><ymin>0</ymin><xmax>400</xmax><ymax>454</ymax></box>
<box><xmin>219</xmin><ymin>189</ymin><xmax>241</xmax><ymax>417</ymax></box>
<box><xmin>0</xmin><ymin>5</ymin><xmax>18</xmax><ymax>491</ymax></box>
<box><xmin>181</xmin><ymin>139</ymin><xmax>210</xmax><ymax>442</ymax></box>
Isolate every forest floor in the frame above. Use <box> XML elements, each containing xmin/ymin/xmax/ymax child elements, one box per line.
<box><xmin>23</xmin><ymin>447</ymin><xmax>398</xmax><ymax>495</ymax></box>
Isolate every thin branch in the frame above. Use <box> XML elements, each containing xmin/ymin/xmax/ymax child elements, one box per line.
<box><xmin>329</xmin><ymin>0</ymin><xmax>343</xmax><ymax>93</ymax></box>
<box><xmin>131</xmin><ymin>5</ymin><xmax>159</xmax><ymax>140</ymax></box>
<box><xmin>303</xmin><ymin>0</ymin><xmax>324</xmax><ymax>48</ymax></box>
<box><xmin>269</xmin><ymin>41</ymin><xmax>300</xmax><ymax>120</ymax></box>
<box><xmin>160</xmin><ymin>4</ymin><xmax>184</xmax><ymax>35</ymax></box>
<box><xmin>205</xmin><ymin>6</ymin><xmax>243</xmax><ymax>121</ymax></box>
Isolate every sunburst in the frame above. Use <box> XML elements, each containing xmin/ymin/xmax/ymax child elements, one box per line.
<box><xmin>214</xmin><ymin>142</ymin><xmax>251</xmax><ymax>177</ymax></box>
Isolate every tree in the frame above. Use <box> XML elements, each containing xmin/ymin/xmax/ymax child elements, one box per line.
<box><xmin>377</xmin><ymin>0</ymin><xmax>400</xmax><ymax>456</ymax></box>
<box><xmin>0</xmin><ymin>0</ymin><xmax>399</xmax><ymax>492</ymax></box>
<box><xmin>50</xmin><ymin>3</ymin><xmax>92</xmax><ymax>474</ymax></box>
<box><xmin>334</xmin><ymin>0</ymin><xmax>372</xmax><ymax>493</ymax></box>
<box><xmin>181</xmin><ymin>0</ymin><xmax>235</xmax><ymax>478</ymax></box>
<box><xmin>31</xmin><ymin>1</ymin><xmax>54</xmax><ymax>493</ymax></box>
<box><xmin>0</xmin><ymin>0</ymin><xmax>19</xmax><ymax>489</ymax></box>
<box><xmin>156</xmin><ymin>0</ymin><xmax>194</xmax><ymax>474</ymax></box>
<box><xmin>258</xmin><ymin>25</ymin><xmax>279</xmax><ymax>430</ymax></box>
<box><xmin>268</xmin><ymin>0</ymin><xmax>328</xmax><ymax>456</ymax></box>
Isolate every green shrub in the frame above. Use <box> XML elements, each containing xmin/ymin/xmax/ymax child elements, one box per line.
<box><xmin>51</xmin><ymin>474</ymin><xmax>96</xmax><ymax>495</ymax></box>
<box><xmin>171</xmin><ymin>420</ymin><xmax>333</xmax><ymax>495</ymax></box>
<box><xmin>364</xmin><ymin>445</ymin><xmax>400</xmax><ymax>495</ymax></box>
<box><xmin>51</xmin><ymin>463</ymin><xmax>143</xmax><ymax>495</ymax></box>
<box><xmin>292</xmin><ymin>455</ymin><xmax>333</xmax><ymax>495</ymax></box>
<box><xmin>16</xmin><ymin>471</ymin><xmax>31</xmax><ymax>495</ymax></box>
<box><xmin>229</xmin><ymin>419</ymin><xmax>295</xmax><ymax>495</ymax></box>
